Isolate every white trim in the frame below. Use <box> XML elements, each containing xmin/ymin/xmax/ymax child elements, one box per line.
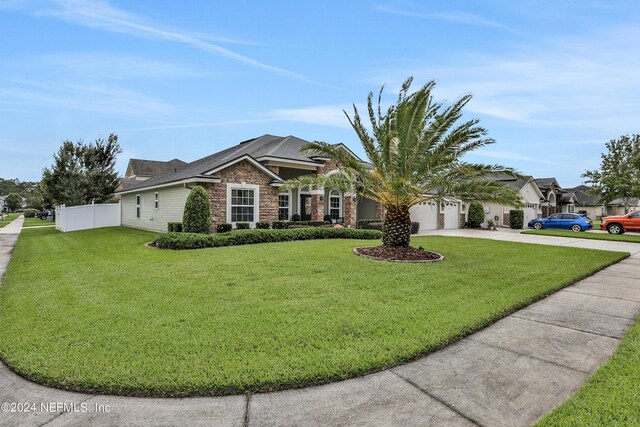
<box><xmin>278</xmin><ymin>191</ymin><xmax>292</xmax><ymax>221</ymax></box>
<box><xmin>117</xmin><ymin>177</ymin><xmax>221</xmax><ymax>195</ymax></box>
<box><xmin>332</xmin><ymin>143</ymin><xmax>364</xmax><ymax>162</ymax></box>
<box><xmin>226</xmin><ymin>183</ymin><xmax>260</xmax><ymax>226</ymax></box>
<box><xmin>255</xmin><ymin>156</ymin><xmax>322</xmax><ymax>169</ymax></box>
<box><xmin>205</xmin><ymin>155</ymin><xmax>283</xmax><ymax>181</ymax></box>
<box><xmin>328</xmin><ymin>190</ymin><xmax>342</xmax><ymax>221</ymax></box>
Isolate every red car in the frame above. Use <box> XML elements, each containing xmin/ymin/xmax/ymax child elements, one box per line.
<box><xmin>601</xmin><ymin>211</ymin><xmax>640</xmax><ymax>234</ymax></box>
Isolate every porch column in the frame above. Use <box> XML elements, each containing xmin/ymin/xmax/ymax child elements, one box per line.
<box><xmin>311</xmin><ymin>194</ymin><xmax>324</xmax><ymax>221</ymax></box>
<box><xmin>344</xmin><ymin>196</ymin><xmax>357</xmax><ymax>228</ymax></box>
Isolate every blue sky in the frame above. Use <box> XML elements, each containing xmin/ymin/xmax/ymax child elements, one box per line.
<box><xmin>1</xmin><ymin>0</ymin><xmax>639</xmax><ymax>187</ymax></box>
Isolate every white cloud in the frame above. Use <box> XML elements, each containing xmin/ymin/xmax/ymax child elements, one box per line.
<box><xmin>470</xmin><ymin>150</ymin><xmax>559</xmax><ymax>165</ymax></box>
<box><xmin>374</xmin><ymin>5</ymin><xmax>512</xmax><ymax>30</ymax></box>
<box><xmin>365</xmin><ymin>26</ymin><xmax>640</xmax><ymax>133</ymax></box>
<box><xmin>24</xmin><ymin>0</ymin><xmax>310</xmax><ymax>81</ymax></box>
<box><xmin>0</xmin><ymin>78</ymin><xmax>174</xmax><ymax>117</ymax></box>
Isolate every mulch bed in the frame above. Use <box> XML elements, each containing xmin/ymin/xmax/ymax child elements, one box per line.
<box><xmin>353</xmin><ymin>246</ymin><xmax>444</xmax><ymax>263</ymax></box>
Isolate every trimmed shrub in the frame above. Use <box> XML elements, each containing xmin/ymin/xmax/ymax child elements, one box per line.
<box><xmin>256</xmin><ymin>222</ymin><xmax>270</xmax><ymax>229</ymax></box>
<box><xmin>357</xmin><ymin>219</ymin><xmax>384</xmax><ymax>229</ymax></box>
<box><xmin>411</xmin><ymin>222</ymin><xmax>420</xmax><ymax>234</ymax></box>
<box><xmin>154</xmin><ymin>228</ymin><xmax>383</xmax><ymax>250</ymax></box>
<box><xmin>216</xmin><ymin>223</ymin><xmax>232</xmax><ymax>233</ymax></box>
<box><xmin>236</xmin><ymin>222</ymin><xmax>251</xmax><ymax>230</ymax></box>
<box><xmin>23</xmin><ymin>208</ymin><xmax>38</xmax><ymax>218</ymax></box>
<box><xmin>291</xmin><ymin>213</ymin><xmax>301</xmax><ymax>221</ymax></box>
<box><xmin>167</xmin><ymin>222</ymin><xmax>183</xmax><ymax>232</ymax></box>
<box><xmin>323</xmin><ymin>214</ymin><xmax>333</xmax><ymax>222</ymax></box>
<box><xmin>509</xmin><ymin>209</ymin><xmax>524</xmax><ymax>229</ymax></box>
<box><xmin>182</xmin><ymin>186</ymin><xmax>211</xmax><ymax>234</ymax></box>
<box><xmin>466</xmin><ymin>201</ymin><xmax>485</xmax><ymax>228</ymax></box>
<box><xmin>365</xmin><ymin>221</ymin><xmax>384</xmax><ymax>231</ymax></box>
<box><xmin>271</xmin><ymin>220</ymin><xmax>327</xmax><ymax>229</ymax></box>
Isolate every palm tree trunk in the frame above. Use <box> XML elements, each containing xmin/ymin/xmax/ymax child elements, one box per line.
<box><xmin>382</xmin><ymin>206</ymin><xmax>411</xmax><ymax>247</ymax></box>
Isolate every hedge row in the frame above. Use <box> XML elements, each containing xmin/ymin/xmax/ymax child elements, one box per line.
<box><xmin>23</xmin><ymin>208</ymin><xmax>39</xmax><ymax>218</ymax></box>
<box><xmin>357</xmin><ymin>219</ymin><xmax>420</xmax><ymax>234</ymax></box>
<box><xmin>154</xmin><ymin>228</ymin><xmax>383</xmax><ymax>250</ymax></box>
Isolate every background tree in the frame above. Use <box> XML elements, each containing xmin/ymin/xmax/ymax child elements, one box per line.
<box><xmin>583</xmin><ymin>134</ymin><xmax>640</xmax><ymax>213</ymax></box>
<box><xmin>282</xmin><ymin>77</ymin><xmax>522</xmax><ymax>248</ymax></box>
<box><xmin>4</xmin><ymin>193</ymin><xmax>23</xmax><ymax>212</ymax></box>
<box><xmin>41</xmin><ymin>134</ymin><xmax>122</xmax><ymax>206</ymax></box>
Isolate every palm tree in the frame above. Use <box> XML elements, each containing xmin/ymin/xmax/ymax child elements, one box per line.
<box><xmin>282</xmin><ymin>77</ymin><xmax>523</xmax><ymax>248</ymax></box>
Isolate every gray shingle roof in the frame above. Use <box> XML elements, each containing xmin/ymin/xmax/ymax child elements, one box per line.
<box><xmin>486</xmin><ymin>174</ymin><xmax>534</xmax><ymax>191</ymax></box>
<box><xmin>563</xmin><ymin>186</ymin><xmax>599</xmax><ymax>206</ymax></box>
<box><xmin>534</xmin><ymin>177</ymin><xmax>560</xmax><ymax>188</ymax></box>
<box><xmin>128</xmin><ymin>158</ymin><xmax>187</xmax><ymax>177</ymax></box>
<box><xmin>118</xmin><ymin>134</ymin><xmax>326</xmax><ymax>192</ymax></box>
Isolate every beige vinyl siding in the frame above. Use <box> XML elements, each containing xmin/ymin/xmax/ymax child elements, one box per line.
<box><xmin>121</xmin><ymin>185</ymin><xmax>191</xmax><ymax>232</ymax></box>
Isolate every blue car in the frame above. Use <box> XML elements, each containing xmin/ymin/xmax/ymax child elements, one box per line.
<box><xmin>528</xmin><ymin>213</ymin><xmax>593</xmax><ymax>232</ymax></box>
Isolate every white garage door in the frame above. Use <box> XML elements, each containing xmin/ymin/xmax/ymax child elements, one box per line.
<box><xmin>443</xmin><ymin>202</ymin><xmax>459</xmax><ymax>229</ymax></box>
<box><xmin>410</xmin><ymin>202</ymin><xmax>438</xmax><ymax>230</ymax></box>
<box><xmin>523</xmin><ymin>205</ymin><xmax>538</xmax><ymax>227</ymax></box>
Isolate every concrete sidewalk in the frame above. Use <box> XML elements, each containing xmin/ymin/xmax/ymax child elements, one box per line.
<box><xmin>0</xmin><ymin>215</ymin><xmax>22</xmax><ymax>283</ymax></box>
<box><xmin>417</xmin><ymin>228</ymin><xmax>640</xmax><ymax>255</ymax></box>
<box><xmin>0</xmin><ymin>229</ymin><xmax>638</xmax><ymax>426</ymax></box>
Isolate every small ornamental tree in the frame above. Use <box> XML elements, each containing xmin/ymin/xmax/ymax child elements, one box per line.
<box><xmin>182</xmin><ymin>186</ymin><xmax>211</xmax><ymax>233</ymax></box>
<box><xmin>467</xmin><ymin>201</ymin><xmax>485</xmax><ymax>228</ymax></box>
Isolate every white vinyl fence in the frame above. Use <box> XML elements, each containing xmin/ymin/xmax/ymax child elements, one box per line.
<box><xmin>55</xmin><ymin>202</ymin><xmax>121</xmax><ymax>232</ymax></box>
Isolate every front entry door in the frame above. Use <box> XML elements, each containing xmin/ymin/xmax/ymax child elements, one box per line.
<box><xmin>300</xmin><ymin>195</ymin><xmax>312</xmax><ymax>220</ymax></box>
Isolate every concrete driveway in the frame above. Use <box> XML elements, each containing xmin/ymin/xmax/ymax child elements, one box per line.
<box><xmin>0</xmin><ymin>226</ymin><xmax>638</xmax><ymax>426</ymax></box>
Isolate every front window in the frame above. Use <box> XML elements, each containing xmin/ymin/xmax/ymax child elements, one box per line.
<box><xmin>154</xmin><ymin>192</ymin><xmax>159</xmax><ymax>209</ymax></box>
<box><xmin>278</xmin><ymin>193</ymin><xmax>289</xmax><ymax>220</ymax></box>
<box><xmin>231</xmin><ymin>189</ymin><xmax>255</xmax><ymax>222</ymax></box>
<box><xmin>568</xmin><ymin>204</ymin><xmax>575</xmax><ymax>213</ymax></box>
<box><xmin>135</xmin><ymin>194</ymin><xmax>141</xmax><ymax>219</ymax></box>
<box><xmin>329</xmin><ymin>191</ymin><xmax>341</xmax><ymax>220</ymax></box>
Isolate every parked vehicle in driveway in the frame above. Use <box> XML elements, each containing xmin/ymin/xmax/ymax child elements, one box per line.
<box><xmin>528</xmin><ymin>213</ymin><xmax>593</xmax><ymax>232</ymax></box>
<box><xmin>36</xmin><ymin>210</ymin><xmax>52</xmax><ymax>220</ymax></box>
<box><xmin>600</xmin><ymin>211</ymin><xmax>640</xmax><ymax>234</ymax></box>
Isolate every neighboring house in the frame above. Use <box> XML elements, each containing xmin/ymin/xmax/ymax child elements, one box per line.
<box><xmin>559</xmin><ymin>185</ymin><xmax>640</xmax><ymax>218</ymax></box>
<box><xmin>410</xmin><ymin>175</ymin><xmax>544</xmax><ymax>230</ymax></box>
<box><xmin>0</xmin><ymin>195</ymin><xmax>6</xmax><ymax>213</ymax></box>
<box><xmin>534</xmin><ymin>178</ymin><xmax>564</xmax><ymax>217</ymax></box>
<box><xmin>560</xmin><ymin>185</ymin><xmax>601</xmax><ymax>218</ymax></box>
<box><xmin>120</xmin><ymin>158</ymin><xmax>187</xmax><ymax>191</ymax></box>
<box><xmin>116</xmin><ymin>134</ymin><xmax>384</xmax><ymax>232</ymax></box>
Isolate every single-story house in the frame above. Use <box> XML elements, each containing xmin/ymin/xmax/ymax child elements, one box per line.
<box><xmin>116</xmin><ymin>134</ymin><xmax>385</xmax><ymax>232</ymax></box>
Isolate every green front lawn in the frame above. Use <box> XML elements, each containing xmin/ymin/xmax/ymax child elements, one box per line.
<box><xmin>0</xmin><ymin>227</ymin><xmax>627</xmax><ymax>397</ymax></box>
<box><xmin>537</xmin><ymin>316</ymin><xmax>640</xmax><ymax>426</ymax></box>
<box><xmin>21</xmin><ymin>217</ymin><xmax>54</xmax><ymax>228</ymax></box>
<box><xmin>0</xmin><ymin>213</ymin><xmax>19</xmax><ymax>228</ymax></box>
<box><xmin>523</xmin><ymin>229</ymin><xmax>640</xmax><ymax>243</ymax></box>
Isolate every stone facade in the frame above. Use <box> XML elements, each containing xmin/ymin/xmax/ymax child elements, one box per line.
<box><xmin>201</xmin><ymin>157</ymin><xmax>371</xmax><ymax>229</ymax></box>
<box><xmin>459</xmin><ymin>213</ymin><xmax>466</xmax><ymax>228</ymax></box>
<box><xmin>205</xmin><ymin>160</ymin><xmax>279</xmax><ymax>229</ymax></box>
<box><xmin>343</xmin><ymin>196</ymin><xmax>356</xmax><ymax>228</ymax></box>
<box><xmin>438</xmin><ymin>213</ymin><xmax>445</xmax><ymax>229</ymax></box>
<box><xmin>375</xmin><ymin>202</ymin><xmax>385</xmax><ymax>220</ymax></box>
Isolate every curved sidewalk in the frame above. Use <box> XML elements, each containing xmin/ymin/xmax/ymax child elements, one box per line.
<box><xmin>0</xmin><ymin>229</ymin><xmax>639</xmax><ymax>426</ymax></box>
